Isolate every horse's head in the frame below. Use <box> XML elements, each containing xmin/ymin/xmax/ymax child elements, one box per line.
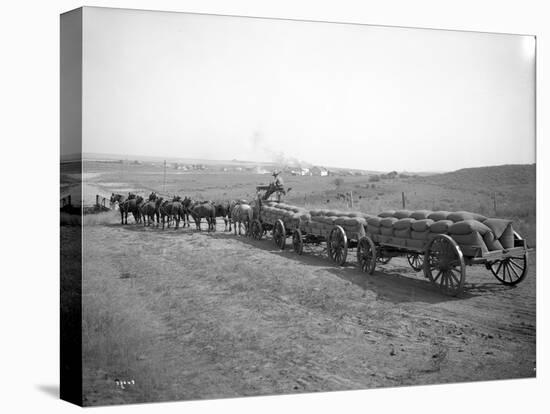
<box><xmin>149</xmin><ymin>192</ymin><xmax>157</xmax><ymax>201</ymax></box>
<box><xmin>173</xmin><ymin>195</ymin><xmax>181</xmax><ymax>202</ymax></box>
<box><xmin>128</xmin><ymin>192</ymin><xmax>136</xmax><ymax>200</ymax></box>
<box><xmin>136</xmin><ymin>195</ymin><xmax>144</xmax><ymax>204</ymax></box>
<box><xmin>182</xmin><ymin>197</ymin><xmax>192</xmax><ymax>208</ymax></box>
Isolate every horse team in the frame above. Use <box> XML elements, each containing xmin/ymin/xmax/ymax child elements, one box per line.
<box><xmin>110</xmin><ymin>192</ymin><xmax>253</xmax><ymax>235</ymax></box>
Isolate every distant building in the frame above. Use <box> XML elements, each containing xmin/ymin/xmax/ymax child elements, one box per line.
<box><xmin>311</xmin><ymin>166</ymin><xmax>329</xmax><ymax>176</ymax></box>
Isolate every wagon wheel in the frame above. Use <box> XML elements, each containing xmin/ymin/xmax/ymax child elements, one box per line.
<box><xmin>251</xmin><ymin>219</ymin><xmax>263</xmax><ymax>240</ymax></box>
<box><xmin>407</xmin><ymin>253</ymin><xmax>424</xmax><ymax>272</ymax></box>
<box><xmin>357</xmin><ymin>236</ymin><xmax>377</xmax><ymax>274</ymax></box>
<box><xmin>292</xmin><ymin>229</ymin><xmax>304</xmax><ymax>255</ymax></box>
<box><xmin>489</xmin><ymin>231</ymin><xmax>528</xmax><ymax>285</ymax></box>
<box><xmin>423</xmin><ymin>234</ymin><xmax>465</xmax><ymax>296</ymax></box>
<box><xmin>328</xmin><ymin>225</ymin><xmax>348</xmax><ymax>266</ymax></box>
<box><xmin>273</xmin><ymin>219</ymin><xmax>286</xmax><ymax>250</ymax></box>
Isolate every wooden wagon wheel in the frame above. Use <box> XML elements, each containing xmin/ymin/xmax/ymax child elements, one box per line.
<box><xmin>423</xmin><ymin>234</ymin><xmax>465</xmax><ymax>296</ymax></box>
<box><xmin>292</xmin><ymin>229</ymin><xmax>304</xmax><ymax>255</ymax></box>
<box><xmin>273</xmin><ymin>219</ymin><xmax>286</xmax><ymax>250</ymax></box>
<box><xmin>328</xmin><ymin>225</ymin><xmax>348</xmax><ymax>266</ymax></box>
<box><xmin>251</xmin><ymin>219</ymin><xmax>263</xmax><ymax>240</ymax></box>
<box><xmin>407</xmin><ymin>253</ymin><xmax>424</xmax><ymax>272</ymax></box>
<box><xmin>489</xmin><ymin>231</ymin><xmax>529</xmax><ymax>286</ymax></box>
<box><xmin>357</xmin><ymin>236</ymin><xmax>377</xmax><ymax>274</ymax></box>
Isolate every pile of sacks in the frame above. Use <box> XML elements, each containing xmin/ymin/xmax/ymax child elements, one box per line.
<box><xmin>366</xmin><ymin>209</ymin><xmax>514</xmax><ymax>253</ymax></box>
<box><xmin>261</xmin><ymin>202</ymin><xmax>311</xmax><ymax>230</ymax></box>
<box><xmin>306</xmin><ymin>209</ymin><xmax>372</xmax><ymax>236</ymax></box>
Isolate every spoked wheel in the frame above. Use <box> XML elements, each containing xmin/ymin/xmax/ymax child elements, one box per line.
<box><xmin>489</xmin><ymin>231</ymin><xmax>528</xmax><ymax>285</ymax></box>
<box><xmin>251</xmin><ymin>219</ymin><xmax>263</xmax><ymax>240</ymax></box>
<box><xmin>273</xmin><ymin>219</ymin><xmax>286</xmax><ymax>250</ymax></box>
<box><xmin>407</xmin><ymin>253</ymin><xmax>424</xmax><ymax>272</ymax></box>
<box><xmin>292</xmin><ymin>229</ymin><xmax>304</xmax><ymax>255</ymax></box>
<box><xmin>424</xmin><ymin>234</ymin><xmax>466</xmax><ymax>296</ymax></box>
<box><xmin>357</xmin><ymin>236</ymin><xmax>377</xmax><ymax>274</ymax></box>
<box><xmin>328</xmin><ymin>225</ymin><xmax>348</xmax><ymax>266</ymax></box>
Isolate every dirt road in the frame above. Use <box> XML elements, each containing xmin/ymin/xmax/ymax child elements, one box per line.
<box><xmin>78</xmin><ymin>219</ymin><xmax>536</xmax><ymax>406</ymax></box>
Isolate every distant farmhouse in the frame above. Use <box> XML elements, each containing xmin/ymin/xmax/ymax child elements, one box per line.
<box><xmin>310</xmin><ymin>166</ymin><xmax>329</xmax><ymax>176</ymax></box>
<box><xmin>289</xmin><ymin>166</ymin><xmax>330</xmax><ymax>176</ymax></box>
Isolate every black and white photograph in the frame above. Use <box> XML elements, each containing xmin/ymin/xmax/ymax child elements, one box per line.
<box><xmin>58</xmin><ymin>5</ymin><xmax>538</xmax><ymax>407</ymax></box>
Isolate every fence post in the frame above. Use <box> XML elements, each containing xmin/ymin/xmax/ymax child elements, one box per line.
<box><xmin>402</xmin><ymin>192</ymin><xmax>406</xmax><ymax>209</ymax></box>
<box><xmin>493</xmin><ymin>192</ymin><xmax>497</xmax><ymax>216</ymax></box>
<box><xmin>96</xmin><ymin>194</ymin><xmax>99</xmax><ymax>206</ymax></box>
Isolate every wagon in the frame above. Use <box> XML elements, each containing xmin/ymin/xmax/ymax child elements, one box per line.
<box><xmin>249</xmin><ymin>185</ymin><xmax>295</xmax><ymax>249</ymax></box>
<box><xmin>290</xmin><ymin>217</ymin><xmax>384</xmax><ymax>266</ymax></box>
<box><xmin>356</xmin><ymin>230</ymin><xmax>530</xmax><ymax>296</ymax></box>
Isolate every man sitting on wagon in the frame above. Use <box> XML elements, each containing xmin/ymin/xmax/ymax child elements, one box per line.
<box><xmin>263</xmin><ymin>170</ymin><xmax>286</xmax><ymax>201</ymax></box>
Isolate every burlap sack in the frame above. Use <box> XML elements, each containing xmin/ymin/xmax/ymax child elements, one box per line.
<box><xmin>299</xmin><ymin>213</ymin><xmax>311</xmax><ymax>223</ymax></box>
<box><xmin>393</xmin><ymin>210</ymin><xmax>412</xmax><ymax>219</ymax></box>
<box><xmin>367</xmin><ymin>224</ymin><xmax>381</xmax><ymax>235</ymax></box>
<box><xmin>429</xmin><ymin>220</ymin><xmax>453</xmax><ymax>233</ymax></box>
<box><xmin>394</xmin><ymin>228</ymin><xmax>411</xmax><ymax>238</ymax></box>
<box><xmin>483</xmin><ymin>218</ymin><xmax>514</xmax><ymax>249</ymax></box>
<box><xmin>411</xmin><ymin>210</ymin><xmax>433</xmax><ymax>220</ymax></box>
<box><xmin>393</xmin><ymin>218</ymin><xmax>415</xmax><ymax>230</ymax></box>
<box><xmin>450</xmin><ymin>231</ymin><xmax>486</xmax><ymax>249</ymax></box>
<box><xmin>483</xmin><ymin>231</ymin><xmax>504</xmax><ymax>251</ymax></box>
<box><xmin>411</xmin><ymin>219</ymin><xmax>434</xmax><ymax>232</ymax></box>
<box><xmin>449</xmin><ymin>219</ymin><xmax>492</xmax><ymax>236</ymax></box>
<box><xmin>378</xmin><ymin>210</ymin><xmax>396</xmax><ymax>218</ymax></box>
<box><xmin>344</xmin><ymin>217</ymin><xmax>366</xmax><ymax>226</ymax></box>
<box><xmin>499</xmin><ymin>225</ymin><xmax>514</xmax><ymax>249</ymax></box>
<box><xmin>334</xmin><ymin>217</ymin><xmax>348</xmax><ymax>226</ymax></box>
<box><xmin>380</xmin><ymin>217</ymin><xmax>399</xmax><ymax>228</ymax></box>
<box><xmin>367</xmin><ymin>217</ymin><xmax>382</xmax><ymax>227</ymax></box>
<box><xmin>448</xmin><ymin>211</ymin><xmax>488</xmax><ymax>223</ymax></box>
<box><xmin>380</xmin><ymin>227</ymin><xmax>394</xmax><ymax>236</ymax></box>
<box><xmin>428</xmin><ymin>211</ymin><xmax>451</xmax><ymax>221</ymax></box>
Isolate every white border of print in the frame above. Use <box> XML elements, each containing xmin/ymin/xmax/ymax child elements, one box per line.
<box><xmin>0</xmin><ymin>1</ymin><xmax>546</xmax><ymax>414</ymax></box>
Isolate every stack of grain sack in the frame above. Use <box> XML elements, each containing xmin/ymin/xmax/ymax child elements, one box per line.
<box><xmin>261</xmin><ymin>202</ymin><xmax>311</xmax><ymax>230</ymax></box>
<box><xmin>366</xmin><ymin>209</ymin><xmax>514</xmax><ymax>254</ymax></box>
<box><xmin>304</xmin><ymin>209</ymin><xmax>372</xmax><ymax>238</ymax></box>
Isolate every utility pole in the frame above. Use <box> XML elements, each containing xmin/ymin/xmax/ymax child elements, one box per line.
<box><xmin>163</xmin><ymin>160</ymin><xmax>167</xmax><ymax>193</ymax></box>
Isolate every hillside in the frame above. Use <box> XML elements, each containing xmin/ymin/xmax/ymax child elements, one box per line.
<box><xmin>418</xmin><ymin>164</ymin><xmax>536</xmax><ymax>190</ymax></box>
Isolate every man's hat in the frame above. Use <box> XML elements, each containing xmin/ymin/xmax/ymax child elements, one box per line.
<box><xmin>272</xmin><ymin>170</ymin><xmax>280</xmax><ymax>176</ymax></box>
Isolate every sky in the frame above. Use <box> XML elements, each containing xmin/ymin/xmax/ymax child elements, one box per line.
<box><xmin>80</xmin><ymin>7</ymin><xmax>535</xmax><ymax>172</ymax></box>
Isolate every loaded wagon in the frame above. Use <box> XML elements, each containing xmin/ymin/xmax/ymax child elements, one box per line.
<box><xmin>247</xmin><ymin>184</ymin><xmax>530</xmax><ymax>297</ymax></box>
<box><xmin>291</xmin><ymin>210</ymin><xmax>374</xmax><ymax>266</ymax></box>
<box><xmin>357</xmin><ymin>210</ymin><xmax>531</xmax><ymax>296</ymax></box>
<box><xmin>249</xmin><ymin>185</ymin><xmax>297</xmax><ymax>248</ymax></box>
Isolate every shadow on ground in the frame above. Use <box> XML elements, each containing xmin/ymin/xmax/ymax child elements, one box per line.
<box><xmin>109</xmin><ymin>222</ymin><xmax>517</xmax><ymax>303</ymax></box>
